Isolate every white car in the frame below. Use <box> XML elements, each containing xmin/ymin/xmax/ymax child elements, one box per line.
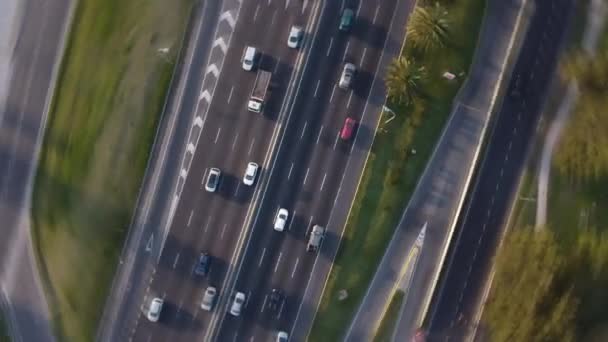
<box><xmin>147</xmin><ymin>297</ymin><xmax>163</xmax><ymax>322</ymax></box>
<box><xmin>287</xmin><ymin>26</ymin><xmax>303</xmax><ymax>48</ymax></box>
<box><xmin>230</xmin><ymin>292</ymin><xmax>246</xmax><ymax>316</ymax></box>
<box><xmin>201</xmin><ymin>286</ymin><xmax>217</xmax><ymax>311</ymax></box>
<box><xmin>274</xmin><ymin>208</ymin><xmax>289</xmax><ymax>232</ymax></box>
<box><xmin>339</xmin><ymin>62</ymin><xmax>356</xmax><ymax>89</ymax></box>
<box><xmin>243</xmin><ymin>162</ymin><xmax>259</xmax><ymax>186</ymax></box>
<box><xmin>277</xmin><ymin>331</ymin><xmax>289</xmax><ymax>342</ymax></box>
<box><xmin>205</xmin><ymin>167</ymin><xmax>221</xmax><ymax>192</ymax></box>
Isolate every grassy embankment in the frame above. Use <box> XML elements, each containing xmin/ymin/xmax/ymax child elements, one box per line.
<box><xmin>0</xmin><ymin>314</ymin><xmax>9</xmax><ymax>342</ymax></box>
<box><xmin>373</xmin><ymin>290</ymin><xmax>405</xmax><ymax>342</ymax></box>
<box><xmin>32</xmin><ymin>0</ymin><xmax>193</xmax><ymax>340</ymax></box>
<box><xmin>309</xmin><ymin>0</ymin><xmax>487</xmax><ymax>340</ymax></box>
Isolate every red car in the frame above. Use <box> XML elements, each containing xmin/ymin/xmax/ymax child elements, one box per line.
<box><xmin>340</xmin><ymin>117</ymin><xmax>357</xmax><ymax>140</ymax></box>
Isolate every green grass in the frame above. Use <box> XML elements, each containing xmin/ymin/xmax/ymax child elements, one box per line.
<box><xmin>373</xmin><ymin>290</ymin><xmax>405</xmax><ymax>342</ymax></box>
<box><xmin>308</xmin><ymin>1</ymin><xmax>487</xmax><ymax>341</ymax></box>
<box><xmin>0</xmin><ymin>313</ymin><xmax>9</xmax><ymax>342</ymax></box>
<box><xmin>31</xmin><ymin>0</ymin><xmax>193</xmax><ymax>340</ymax></box>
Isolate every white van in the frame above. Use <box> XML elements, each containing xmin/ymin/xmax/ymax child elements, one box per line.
<box><xmin>242</xmin><ymin>46</ymin><xmax>257</xmax><ymax>71</ymax></box>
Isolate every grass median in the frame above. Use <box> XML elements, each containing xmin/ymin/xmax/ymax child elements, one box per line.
<box><xmin>31</xmin><ymin>0</ymin><xmax>193</xmax><ymax>340</ymax></box>
<box><xmin>373</xmin><ymin>290</ymin><xmax>405</xmax><ymax>342</ymax></box>
<box><xmin>309</xmin><ymin>0</ymin><xmax>487</xmax><ymax>340</ymax></box>
<box><xmin>0</xmin><ymin>314</ymin><xmax>8</xmax><ymax>342</ymax></box>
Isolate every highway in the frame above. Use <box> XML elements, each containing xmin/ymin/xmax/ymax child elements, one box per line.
<box><xmin>426</xmin><ymin>0</ymin><xmax>574</xmax><ymax>340</ymax></box>
<box><xmin>0</xmin><ymin>0</ymin><xmax>73</xmax><ymax>341</ymax></box>
<box><xmin>212</xmin><ymin>0</ymin><xmax>405</xmax><ymax>341</ymax></box>
<box><xmin>120</xmin><ymin>0</ymin><xmax>319</xmax><ymax>341</ymax></box>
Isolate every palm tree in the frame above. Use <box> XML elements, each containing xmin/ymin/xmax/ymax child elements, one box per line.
<box><xmin>407</xmin><ymin>2</ymin><xmax>450</xmax><ymax>53</ymax></box>
<box><xmin>385</xmin><ymin>56</ymin><xmax>427</xmax><ymax>106</ymax></box>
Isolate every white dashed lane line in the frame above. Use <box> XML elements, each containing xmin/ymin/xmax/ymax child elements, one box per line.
<box><xmin>258</xmin><ymin>248</ymin><xmax>266</xmax><ymax>267</ymax></box>
<box><xmin>303</xmin><ymin>167</ymin><xmax>310</xmax><ymax>185</ymax></box>
<box><xmin>274</xmin><ymin>252</ymin><xmax>282</xmax><ymax>273</ymax></box>
<box><xmin>300</xmin><ymin>121</ymin><xmax>308</xmax><ymax>139</ymax></box>
<box><xmin>327</xmin><ymin>37</ymin><xmax>333</xmax><ymax>56</ymax></box>
<box><xmin>214</xmin><ymin>127</ymin><xmax>221</xmax><ymax>143</ymax></box>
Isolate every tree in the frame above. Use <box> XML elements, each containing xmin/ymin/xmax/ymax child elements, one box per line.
<box><xmin>484</xmin><ymin>228</ymin><xmax>577</xmax><ymax>342</ymax></box>
<box><xmin>555</xmin><ymin>51</ymin><xmax>608</xmax><ymax>181</ymax></box>
<box><xmin>485</xmin><ymin>227</ymin><xmax>608</xmax><ymax>342</ymax></box>
<box><xmin>385</xmin><ymin>56</ymin><xmax>426</xmax><ymax>106</ymax></box>
<box><xmin>406</xmin><ymin>2</ymin><xmax>450</xmax><ymax>53</ymax></box>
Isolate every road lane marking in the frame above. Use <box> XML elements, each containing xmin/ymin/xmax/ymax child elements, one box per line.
<box><xmin>259</xmin><ymin>248</ymin><xmax>266</xmax><ymax>267</ymax></box>
<box><xmin>273</xmin><ymin>57</ymin><xmax>281</xmax><ymax>74</ymax></box>
<box><xmin>172</xmin><ymin>253</ymin><xmax>180</xmax><ymax>269</ymax></box>
<box><xmin>327</xmin><ymin>37</ymin><xmax>333</xmax><ymax>56</ymax></box>
<box><xmin>261</xmin><ymin>295</ymin><xmax>268</xmax><ymax>313</ymax></box>
<box><xmin>356</xmin><ymin>1</ymin><xmax>363</xmax><ymax>16</ymax></box>
<box><xmin>204</xmin><ymin>216</ymin><xmax>211</xmax><ymax>233</ymax></box>
<box><xmin>215</xmin><ymin>128</ymin><xmax>221</xmax><ymax>143</ymax></box>
<box><xmin>271</xmin><ymin>9</ymin><xmax>278</xmax><ymax>25</ymax></box>
<box><xmin>232</xmin><ymin>132</ymin><xmax>239</xmax><ymax>151</ymax></box>
<box><xmin>288</xmin><ymin>162</ymin><xmax>294</xmax><ymax>180</ymax></box>
<box><xmin>303</xmin><ymin>167</ymin><xmax>310</xmax><ymax>185</ymax></box>
<box><xmin>333</xmin><ymin>132</ymin><xmax>340</xmax><ymax>150</ymax></box>
<box><xmin>373</xmin><ymin>6</ymin><xmax>380</xmax><ymax>24</ymax></box>
<box><xmin>346</xmin><ymin>90</ymin><xmax>354</xmax><ymax>108</ymax></box>
<box><xmin>300</xmin><ymin>121</ymin><xmax>308</xmax><ymax>139</ymax></box>
<box><xmin>274</xmin><ymin>252</ymin><xmax>282</xmax><ymax>273</ymax></box>
<box><xmin>227</xmin><ymin>86</ymin><xmax>234</xmax><ymax>103</ymax></box>
<box><xmin>287</xmin><ymin>210</ymin><xmax>297</xmax><ymax>231</ymax></box>
<box><xmin>316</xmin><ymin>125</ymin><xmax>324</xmax><ymax>145</ymax></box>
<box><xmin>360</xmin><ymin>47</ymin><xmax>367</xmax><ymax>65</ymax></box>
<box><xmin>246</xmin><ymin>291</ymin><xmax>252</xmax><ymax>307</ymax></box>
<box><xmin>278</xmin><ymin>299</ymin><xmax>286</xmax><ymax>319</ymax></box>
<box><xmin>253</xmin><ymin>4</ymin><xmax>261</xmax><ymax>22</ymax></box>
<box><xmin>329</xmin><ymin>85</ymin><xmax>336</xmax><ymax>103</ymax></box>
<box><xmin>291</xmin><ymin>257</ymin><xmax>300</xmax><ymax>278</ymax></box>
<box><xmin>234</xmin><ymin>183</ymin><xmax>241</xmax><ymax>197</ymax></box>
<box><xmin>314</xmin><ymin>80</ymin><xmax>321</xmax><ymax>97</ymax></box>
<box><xmin>248</xmin><ymin>138</ymin><xmax>256</xmax><ymax>155</ymax></box>
<box><xmin>320</xmin><ymin>173</ymin><xmax>327</xmax><ymax>191</ymax></box>
<box><xmin>233</xmin><ymin>332</ymin><xmax>239</xmax><ymax>342</ymax></box>
<box><xmin>305</xmin><ymin>216</ymin><xmax>314</xmax><ymax>237</ymax></box>
<box><xmin>343</xmin><ymin>41</ymin><xmax>350</xmax><ymax>61</ymax></box>
<box><xmin>201</xmin><ymin>168</ymin><xmax>209</xmax><ymax>188</ymax></box>
<box><xmin>187</xmin><ymin>210</ymin><xmax>194</xmax><ymax>227</ymax></box>
<box><xmin>221</xmin><ymin>223</ymin><xmax>227</xmax><ymax>240</ymax></box>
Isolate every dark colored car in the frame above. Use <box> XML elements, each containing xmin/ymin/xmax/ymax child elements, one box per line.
<box><xmin>194</xmin><ymin>253</ymin><xmax>212</xmax><ymax>276</ymax></box>
<box><xmin>266</xmin><ymin>288</ymin><xmax>285</xmax><ymax>317</ymax></box>
<box><xmin>339</xmin><ymin>8</ymin><xmax>354</xmax><ymax>31</ymax></box>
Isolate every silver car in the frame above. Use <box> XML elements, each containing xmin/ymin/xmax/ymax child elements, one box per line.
<box><xmin>147</xmin><ymin>297</ymin><xmax>163</xmax><ymax>322</ymax></box>
<box><xmin>339</xmin><ymin>63</ymin><xmax>356</xmax><ymax>89</ymax></box>
<box><xmin>287</xmin><ymin>26</ymin><xmax>303</xmax><ymax>48</ymax></box>
<box><xmin>230</xmin><ymin>291</ymin><xmax>246</xmax><ymax>316</ymax></box>
<box><xmin>205</xmin><ymin>167</ymin><xmax>221</xmax><ymax>192</ymax></box>
<box><xmin>201</xmin><ymin>286</ymin><xmax>217</xmax><ymax>311</ymax></box>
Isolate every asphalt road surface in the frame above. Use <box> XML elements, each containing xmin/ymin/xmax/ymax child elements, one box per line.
<box><xmin>426</xmin><ymin>0</ymin><xmax>574</xmax><ymax>340</ymax></box>
<box><xmin>344</xmin><ymin>0</ymin><xmax>531</xmax><ymax>340</ymax></box>
<box><xmin>115</xmin><ymin>0</ymin><xmax>319</xmax><ymax>341</ymax></box>
<box><xmin>213</xmin><ymin>0</ymin><xmax>406</xmax><ymax>341</ymax></box>
<box><xmin>0</xmin><ymin>0</ymin><xmax>73</xmax><ymax>341</ymax></box>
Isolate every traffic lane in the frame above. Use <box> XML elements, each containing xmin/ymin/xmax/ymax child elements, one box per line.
<box><xmin>128</xmin><ymin>0</ymin><xmax>277</xmax><ymax>336</ymax></box>
<box><xmin>158</xmin><ymin>3</ymin><xmax>314</xmax><ymax>339</ymax></box>
<box><xmin>257</xmin><ymin>0</ymin><xmax>397</xmax><ymax>332</ymax></box>
<box><xmin>219</xmin><ymin>0</ymin><xmax>395</xmax><ymax>336</ymax></box>
<box><xmin>0</xmin><ymin>0</ymin><xmax>71</xmax><ymax>340</ymax></box>
<box><xmin>427</xmin><ymin>0</ymin><xmax>572</xmax><ymax>336</ymax></box>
